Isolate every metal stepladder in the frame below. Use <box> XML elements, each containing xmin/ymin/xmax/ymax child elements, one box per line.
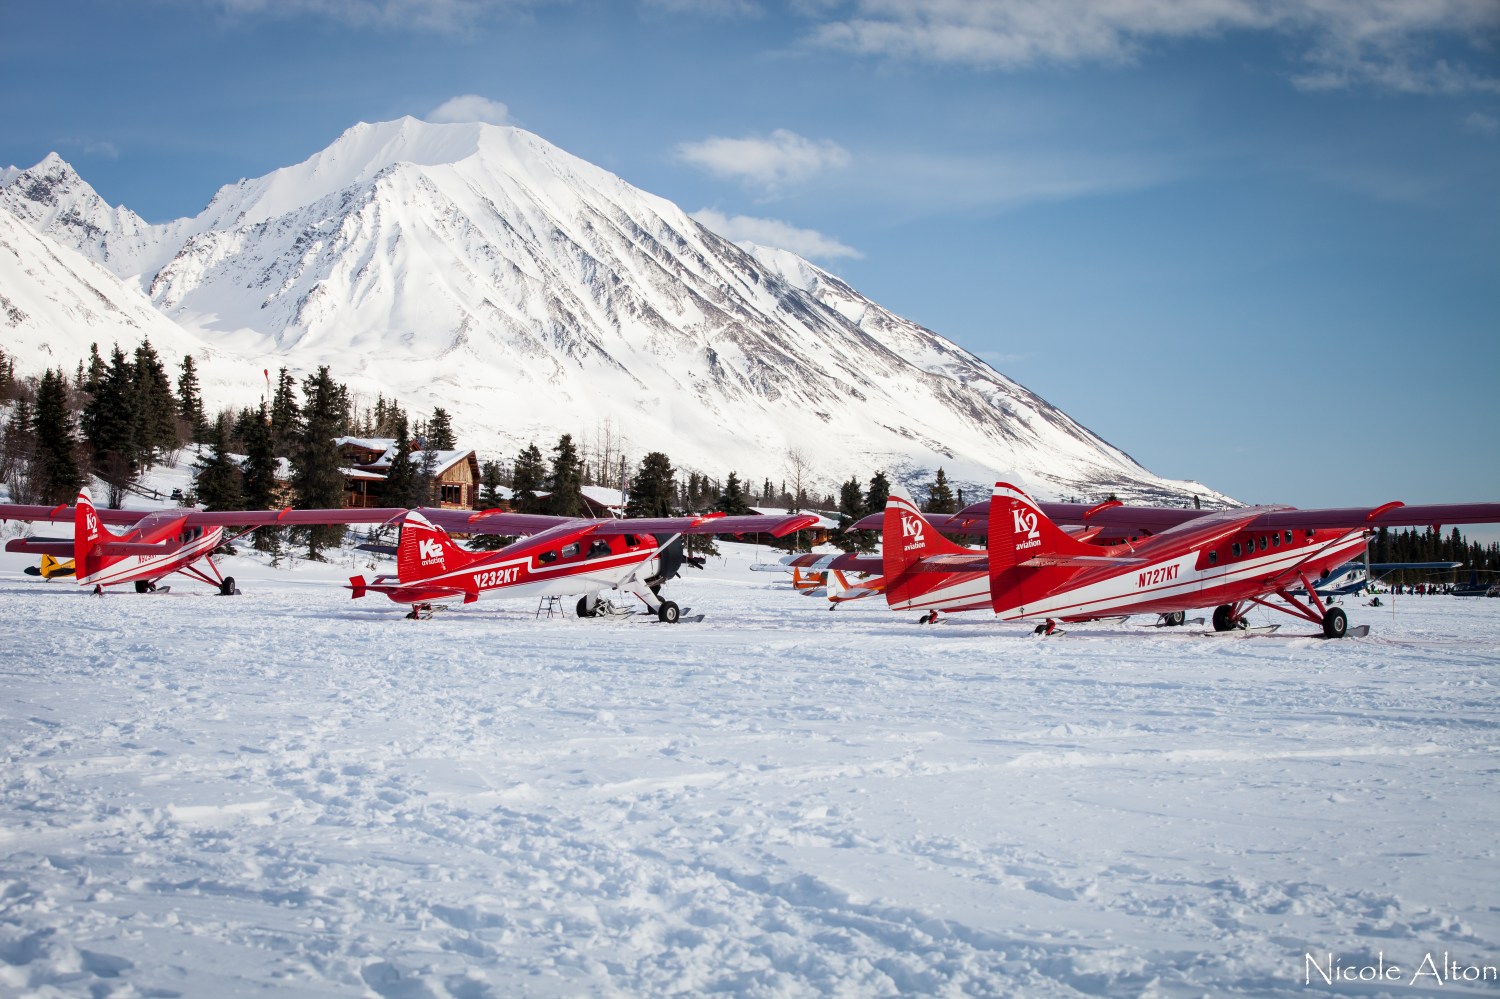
<box><xmin>536</xmin><ymin>595</ymin><xmax>564</xmax><ymax>619</ymax></box>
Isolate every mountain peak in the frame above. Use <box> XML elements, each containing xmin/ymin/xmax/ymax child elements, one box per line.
<box><xmin>1</xmin><ymin>118</ymin><xmax>1229</xmax><ymax>506</ymax></box>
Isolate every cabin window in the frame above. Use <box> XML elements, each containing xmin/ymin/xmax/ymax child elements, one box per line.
<box><xmin>624</xmin><ymin>535</ymin><xmax>642</xmax><ymax>548</ymax></box>
<box><xmin>1284</xmin><ymin>531</ymin><xmax>1293</xmax><ymax>545</ymax></box>
<box><xmin>587</xmin><ymin>539</ymin><xmax>611</xmax><ymax>559</ymax></box>
<box><xmin>1305</xmin><ymin>529</ymin><xmax>1315</xmax><ymax>539</ymax></box>
<box><xmin>1231</xmin><ymin>542</ymin><xmax>1242</xmax><ymax>558</ymax></box>
<box><xmin>560</xmin><ymin>543</ymin><xmax>581</xmax><ymax>559</ymax></box>
<box><xmin>1271</xmin><ymin>533</ymin><xmax>1280</xmax><ymax>548</ymax></box>
<box><xmin>1258</xmin><ymin>536</ymin><xmax>1268</xmax><ymax>551</ymax></box>
<box><xmin>1208</xmin><ymin>550</ymin><xmax>1218</xmax><ymax>565</ymax></box>
<box><xmin>538</xmin><ymin>550</ymin><xmax>558</xmax><ymax>565</ymax></box>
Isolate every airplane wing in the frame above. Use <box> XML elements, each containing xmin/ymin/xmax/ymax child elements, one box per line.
<box><xmin>423</xmin><ymin>509</ymin><xmax>575</xmax><ymax>536</ymax></box>
<box><xmin>0</xmin><ymin>502</ymin><xmax>409</xmax><ymax>529</ymax></box>
<box><xmin>588</xmin><ymin>513</ymin><xmax>820</xmax><ymax>538</ymax></box>
<box><xmin>1246</xmin><ymin>502</ymin><xmax>1500</xmax><ymax>530</ymax></box>
<box><xmin>423</xmin><ymin>510</ymin><xmax>818</xmax><ymax>539</ymax></box>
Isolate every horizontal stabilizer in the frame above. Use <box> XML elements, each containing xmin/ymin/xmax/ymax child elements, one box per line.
<box><xmin>5</xmin><ymin>539</ymin><xmax>75</xmax><ymax>557</ymax></box>
<box><xmin>910</xmin><ymin>554</ymin><xmax>990</xmax><ymax>573</ymax></box>
<box><xmin>1018</xmin><ymin>555</ymin><xmax>1147</xmax><ymax>568</ymax></box>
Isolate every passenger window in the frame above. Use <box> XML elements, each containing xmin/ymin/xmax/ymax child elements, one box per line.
<box><xmin>1208</xmin><ymin>551</ymin><xmax>1218</xmax><ymax>565</ymax></box>
<box><xmin>1232</xmin><ymin>543</ymin><xmax>1242</xmax><ymax>558</ymax></box>
<box><xmin>538</xmin><ymin>550</ymin><xmax>558</xmax><ymax>565</ymax></box>
<box><xmin>1271</xmin><ymin>534</ymin><xmax>1280</xmax><ymax>548</ymax></box>
<box><xmin>560</xmin><ymin>543</ymin><xmax>581</xmax><ymax>559</ymax></box>
<box><xmin>624</xmin><ymin>535</ymin><xmax>641</xmax><ymax>548</ymax></box>
<box><xmin>1259</xmin><ymin>536</ymin><xmax>1268</xmax><ymax>551</ymax></box>
<box><xmin>1284</xmin><ymin>531</ymin><xmax>1293</xmax><ymax>545</ymax></box>
<box><xmin>588</xmin><ymin>539</ymin><xmax>611</xmax><ymax>558</ymax></box>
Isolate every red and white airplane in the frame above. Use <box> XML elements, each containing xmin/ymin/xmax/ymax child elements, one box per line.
<box><xmin>839</xmin><ymin>483</ymin><xmax>1500</xmax><ymax>637</ymax></box>
<box><xmin>2</xmin><ymin>489</ymin><xmax>405</xmax><ymax>595</ymax></box>
<box><xmin>349</xmin><ymin>507</ymin><xmax>817</xmax><ymax>620</ymax></box>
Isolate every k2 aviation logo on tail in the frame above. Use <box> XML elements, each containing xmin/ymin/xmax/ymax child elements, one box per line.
<box><xmin>418</xmin><ymin>538</ymin><xmax>446</xmax><ymax>566</ymax></box>
<box><xmin>902</xmin><ymin>513</ymin><xmax>926</xmax><ymax>552</ymax></box>
<box><xmin>1013</xmin><ymin>506</ymin><xmax>1041</xmax><ymax>551</ymax></box>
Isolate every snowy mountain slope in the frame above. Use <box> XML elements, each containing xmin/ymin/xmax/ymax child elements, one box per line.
<box><xmin>0</xmin><ymin>203</ymin><xmax>230</xmax><ymax>382</ymax></box>
<box><xmin>3</xmin><ymin>121</ymin><xmax>1227</xmax><ymax>505</ymax></box>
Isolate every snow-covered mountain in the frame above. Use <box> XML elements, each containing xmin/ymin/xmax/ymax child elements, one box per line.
<box><xmin>0</xmin><ymin>201</ymin><xmax>216</xmax><ymax>379</ymax></box>
<box><xmin>2</xmin><ymin>119</ymin><xmax>1226</xmax><ymax>505</ymax></box>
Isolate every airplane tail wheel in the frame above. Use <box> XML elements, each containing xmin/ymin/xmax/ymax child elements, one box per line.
<box><xmin>576</xmin><ymin>596</ymin><xmax>596</xmax><ymax>619</ymax></box>
<box><xmin>219</xmin><ymin>576</ymin><xmax>236</xmax><ymax>596</ymax></box>
<box><xmin>1164</xmin><ymin>610</ymin><xmax>1186</xmax><ymax>627</ymax></box>
<box><xmin>658</xmin><ymin>600</ymin><xmax>680</xmax><ymax>624</ymax></box>
<box><xmin>1322</xmin><ymin>607</ymin><xmax>1348</xmax><ymax>639</ymax></box>
<box><xmin>1212</xmin><ymin>605</ymin><xmax>1236</xmax><ymax>632</ymax></box>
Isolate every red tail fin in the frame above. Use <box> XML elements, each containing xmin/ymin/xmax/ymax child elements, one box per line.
<box><xmin>881</xmin><ymin>485</ymin><xmax>973</xmax><ymax>578</ymax></box>
<box><xmin>396</xmin><ymin>511</ymin><xmax>480</xmax><ymax>583</ymax></box>
<box><xmin>73</xmin><ymin>487</ymin><xmax>104</xmax><ymax>578</ymax></box>
<box><xmin>988</xmin><ymin>481</ymin><xmax>1098</xmax><ymax>614</ymax></box>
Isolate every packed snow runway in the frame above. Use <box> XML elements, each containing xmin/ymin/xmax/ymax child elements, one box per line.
<box><xmin>1</xmin><ymin>544</ymin><xmax>1497</xmax><ymax>997</ymax></box>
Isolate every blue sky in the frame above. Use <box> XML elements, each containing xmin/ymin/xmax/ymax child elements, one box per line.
<box><xmin>3</xmin><ymin>0</ymin><xmax>1497</xmax><ymax>514</ymax></box>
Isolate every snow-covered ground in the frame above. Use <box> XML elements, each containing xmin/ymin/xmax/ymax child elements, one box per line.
<box><xmin>2</xmin><ymin>539</ymin><xmax>1498</xmax><ymax>997</ymax></box>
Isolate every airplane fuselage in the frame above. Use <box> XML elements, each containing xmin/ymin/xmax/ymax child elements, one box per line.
<box><xmin>993</xmin><ymin>522</ymin><xmax>1369</xmax><ymax>622</ymax></box>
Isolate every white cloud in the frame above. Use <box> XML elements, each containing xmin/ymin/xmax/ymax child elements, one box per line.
<box><xmin>427</xmin><ymin>94</ymin><xmax>514</xmax><ymax>125</ymax></box>
<box><xmin>208</xmin><ymin>0</ymin><xmax>544</xmax><ymax>32</ymax></box>
<box><xmin>691</xmin><ymin>209</ymin><xmax>862</xmax><ymax>260</ymax></box>
<box><xmin>58</xmin><ymin>137</ymin><xmax>121</xmax><ymax>160</ymax></box>
<box><xmin>807</xmin><ymin>0</ymin><xmax>1500</xmax><ymax>95</ymax></box>
<box><xmin>675</xmin><ymin>129</ymin><xmax>851</xmax><ymax>190</ymax></box>
<box><xmin>1464</xmin><ymin>110</ymin><xmax>1500</xmax><ymax>135</ymax></box>
<box><xmin>641</xmin><ymin>0</ymin><xmax>762</xmax><ymax>16</ymax></box>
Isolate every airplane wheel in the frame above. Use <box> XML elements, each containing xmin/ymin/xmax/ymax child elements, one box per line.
<box><xmin>576</xmin><ymin>597</ymin><xmax>596</xmax><ymax>619</ymax></box>
<box><xmin>220</xmin><ymin>576</ymin><xmax>236</xmax><ymax>596</ymax></box>
<box><xmin>1163</xmin><ymin>610</ymin><xmax>1186</xmax><ymax>627</ymax></box>
<box><xmin>1212</xmin><ymin>605</ymin><xmax>1236</xmax><ymax>632</ymax></box>
<box><xmin>658</xmin><ymin>600</ymin><xmax>680</xmax><ymax>624</ymax></box>
<box><xmin>1322</xmin><ymin>607</ymin><xmax>1348</xmax><ymax>639</ymax></box>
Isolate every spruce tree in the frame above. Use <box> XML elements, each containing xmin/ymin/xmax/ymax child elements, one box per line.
<box><xmin>426</xmin><ymin>407</ymin><xmax>457</xmax><ymax>450</ymax></box>
<box><xmin>291</xmin><ymin>366</ymin><xmax>348</xmax><ymax>559</ymax></box>
<box><xmin>132</xmin><ymin>339</ymin><xmax>179</xmax><ymax>468</ymax></box>
<box><xmin>924</xmin><ymin>468</ymin><xmax>956</xmax><ymax>514</ymax></box>
<box><xmin>866</xmin><ymin>471</ymin><xmax>891</xmax><ymax>513</ymax></box>
<box><xmin>1</xmin><ymin>397</ymin><xmax>36</xmax><ymax>502</ymax></box>
<box><xmin>194</xmin><ymin>414</ymin><xmax>245</xmax><ymax>512</ymax></box>
<box><xmin>836</xmin><ymin>476</ymin><xmax>873</xmax><ymax>553</ymax></box>
<box><xmin>715</xmin><ymin>471</ymin><xmax>752</xmax><ymax>515</ymax></box>
<box><xmin>177</xmin><ymin>355</ymin><xmax>207</xmax><ymax>443</ymax></box>
<box><xmin>511</xmin><ymin>443</ymin><xmax>545</xmax><ymax>514</ymax></box>
<box><xmin>382</xmin><ymin>414</ymin><xmax>420</xmax><ymax>508</ymax></box>
<box><xmin>31</xmin><ymin>368</ymin><xmax>82</xmax><ymax>506</ymax></box>
<box><xmin>241</xmin><ymin>403</ymin><xmax>282</xmax><ymax>552</ymax></box>
<box><xmin>478</xmin><ymin>460</ymin><xmax>505</xmax><ymax>508</ymax></box>
<box><xmin>626</xmin><ymin>452</ymin><xmax>676</xmax><ymax>518</ymax></box>
<box><xmin>270</xmin><ymin>367</ymin><xmax>300</xmax><ymax>456</ymax></box>
<box><xmin>543</xmin><ymin>434</ymin><xmax>584</xmax><ymax>517</ymax></box>
<box><xmin>83</xmin><ymin>344</ymin><xmax>137</xmax><ymax>491</ymax></box>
